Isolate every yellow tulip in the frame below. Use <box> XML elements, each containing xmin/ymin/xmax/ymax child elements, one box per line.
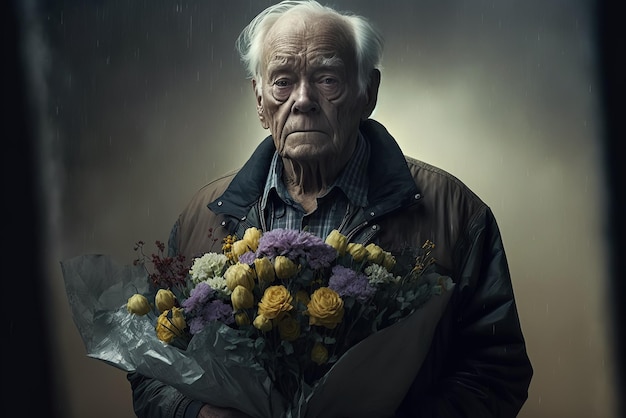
<box><xmin>325</xmin><ymin>229</ymin><xmax>348</xmax><ymax>256</ymax></box>
<box><xmin>347</xmin><ymin>242</ymin><xmax>369</xmax><ymax>262</ymax></box>
<box><xmin>242</xmin><ymin>227</ymin><xmax>262</xmax><ymax>252</ymax></box>
<box><xmin>254</xmin><ymin>257</ymin><xmax>275</xmax><ymax>283</ymax></box>
<box><xmin>365</xmin><ymin>243</ymin><xmax>385</xmax><ymax>265</ymax></box>
<box><xmin>231</xmin><ymin>285</ymin><xmax>255</xmax><ymax>310</ymax></box>
<box><xmin>231</xmin><ymin>240</ymin><xmax>250</xmax><ymax>262</ymax></box>
<box><xmin>253</xmin><ymin>314</ymin><xmax>273</xmax><ymax>332</ymax></box>
<box><xmin>224</xmin><ymin>262</ymin><xmax>255</xmax><ymax>291</ymax></box>
<box><xmin>235</xmin><ymin>311</ymin><xmax>251</xmax><ymax>327</ymax></box>
<box><xmin>126</xmin><ymin>294</ymin><xmax>151</xmax><ymax>316</ymax></box>
<box><xmin>155</xmin><ymin>289</ymin><xmax>176</xmax><ymax>313</ymax></box>
<box><xmin>274</xmin><ymin>256</ymin><xmax>299</xmax><ymax>280</ymax></box>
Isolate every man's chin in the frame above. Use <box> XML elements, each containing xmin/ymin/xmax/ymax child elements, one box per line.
<box><xmin>284</xmin><ymin>131</ymin><xmax>330</xmax><ymax>142</ymax></box>
<box><xmin>280</xmin><ymin>143</ymin><xmax>333</xmax><ymax>163</ymax></box>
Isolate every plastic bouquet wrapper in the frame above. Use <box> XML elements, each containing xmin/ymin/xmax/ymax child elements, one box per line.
<box><xmin>61</xmin><ymin>228</ymin><xmax>454</xmax><ymax>418</ymax></box>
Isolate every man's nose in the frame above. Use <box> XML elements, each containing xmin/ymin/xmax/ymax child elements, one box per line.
<box><xmin>292</xmin><ymin>82</ymin><xmax>319</xmax><ymax>113</ymax></box>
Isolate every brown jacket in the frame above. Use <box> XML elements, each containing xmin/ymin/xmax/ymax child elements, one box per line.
<box><xmin>130</xmin><ymin>119</ymin><xmax>532</xmax><ymax>417</ymax></box>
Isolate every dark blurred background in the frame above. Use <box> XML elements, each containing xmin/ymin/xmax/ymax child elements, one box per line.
<box><xmin>6</xmin><ymin>0</ymin><xmax>624</xmax><ymax>417</ymax></box>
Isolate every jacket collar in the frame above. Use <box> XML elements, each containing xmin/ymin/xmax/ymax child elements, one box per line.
<box><xmin>208</xmin><ymin>119</ymin><xmax>421</xmax><ymax>222</ymax></box>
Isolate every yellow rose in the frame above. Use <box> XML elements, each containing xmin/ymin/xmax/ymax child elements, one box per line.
<box><xmin>224</xmin><ymin>262</ymin><xmax>255</xmax><ymax>291</ymax></box>
<box><xmin>307</xmin><ymin>287</ymin><xmax>344</xmax><ymax>329</ymax></box>
<box><xmin>253</xmin><ymin>314</ymin><xmax>273</xmax><ymax>332</ymax></box>
<box><xmin>274</xmin><ymin>256</ymin><xmax>299</xmax><ymax>280</ymax></box>
<box><xmin>235</xmin><ymin>311</ymin><xmax>250</xmax><ymax>327</ymax></box>
<box><xmin>242</xmin><ymin>227</ymin><xmax>262</xmax><ymax>252</ymax></box>
<box><xmin>382</xmin><ymin>251</ymin><xmax>396</xmax><ymax>271</ymax></box>
<box><xmin>155</xmin><ymin>307</ymin><xmax>186</xmax><ymax>343</ymax></box>
<box><xmin>257</xmin><ymin>285</ymin><xmax>293</xmax><ymax>319</ymax></box>
<box><xmin>365</xmin><ymin>243</ymin><xmax>385</xmax><ymax>265</ymax></box>
<box><xmin>325</xmin><ymin>229</ymin><xmax>348</xmax><ymax>256</ymax></box>
<box><xmin>254</xmin><ymin>257</ymin><xmax>275</xmax><ymax>283</ymax></box>
<box><xmin>347</xmin><ymin>242</ymin><xmax>369</xmax><ymax>262</ymax></box>
<box><xmin>231</xmin><ymin>240</ymin><xmax>250</xmax><ymax>261</ymax></box>
<box><xmin>277</xmin><ymin>316</ymin><xmax>301</xmax><ymax>341</ymax></box>
<box><xmin>126</xmin><ymin>293</ymin><xmax>151</xmax><ymax>316</ymax></box>
<box><xmin>311</xmin><ymin>342</ymin><xmax>329</xmax><ymax>365</ymax></box>
<box><xmin>155</xmin><ymin>289</ymin><xmax>176</xmax><ymax>313</ymax></box>
<box><xmin>295</xmin><ymin>290</ymin><xmax>310</xmax><ymax>307</ymax></box>
<box><xmin>231</xmin><ymin>285</ymin><xmax>255</xmax><ymax>310</ymax></box>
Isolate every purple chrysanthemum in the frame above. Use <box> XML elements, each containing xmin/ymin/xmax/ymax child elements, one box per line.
<box><xmin>188</xmin><ymin>299</ymin><xmax>235</xmax><ymax>334</ymax></box>
<box><xmin>328</xmin><ymin>265</ymin><xmax>376</xmax><ymax>303</ymax></box>
<box><xmin>188</xmin><ymin>316</ymin><xmax>207</xmax><ymax>335</ymax></box>
<box><xmin>256</xmin><ymin>228</ymin><xmax>337</xmax><ymax>269</ymax></box>
<box><xmin>238</xmin><ymin>251</ymin><xmax>256</xmax><ymax>265</ymax></box>
<box><xmin>202</xmin><ymin>299</ymin><xmax>235</xmax><ymax>324</ymax></box>
<box><xmin>306</xmin><ymin>244</ymin><xmax>339</xmax><ymax>269</ymax></box>
<box><xmin>181</xmin><ymin>281</ymin><xmax>214</xmax><ymax>314</ymax></box>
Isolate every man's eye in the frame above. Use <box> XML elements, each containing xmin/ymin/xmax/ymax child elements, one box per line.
<box><xmin>271</xmin><ymin>79</ymin><xmax>292</xmax><ymax>101</ymax></box>
<box><xmin>317</xmin><ymin>77</ymin><xmax>341</xmax><ymax>98</ymax></box>
<box><xmin>273</xmin><ymin>79</ymin><xmax>291</xmax><ymax>87</ymax></box>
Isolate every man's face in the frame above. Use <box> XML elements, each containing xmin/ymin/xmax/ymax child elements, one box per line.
<box><xmin>254</xmin><ymin>12</ymin><xmax>371</xmax><ymax>165</ymax></box>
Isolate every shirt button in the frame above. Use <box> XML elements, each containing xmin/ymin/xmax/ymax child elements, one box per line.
<box><xmin>221</xmin><ymin>221</ymin><xmax>226</xmax><ymax>226</ymax></box>
<box><xmin>369</xmin><ymin>211</ymin><xmax>375</xmax><ymax>217</ymax></box>
<box><xmin>414</xmin><ymin>193</ymin><xmax>421</xmax><ymax>200</ymax></box>
<box><xmin>371</xmin><ymin>225</ymin><xmax>378</xmax><ymax>231</ymax></box>
<box><xmin>217</xmin><ymin>201</ymin><xmax>223</xmax><ymax>206</ymax></box>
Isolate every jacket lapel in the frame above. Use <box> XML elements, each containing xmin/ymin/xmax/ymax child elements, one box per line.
<box><xmin>207</xmin><ymin>119</ymin><xmax>422</xmax><ymax>238</ymax></box>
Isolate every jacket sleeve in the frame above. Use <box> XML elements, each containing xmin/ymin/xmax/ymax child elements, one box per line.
<box><xmin>127</xmin><ymin>372</ymin><xmax>204</xmax><ymax>418</ymax></box>
<box><xmin>126</xmin><ymin>219</ymin><xmax>205</xmax><ymax>418</ymax></box>
<box><xmin>399</xmin><ymin>208</ymin><xmax>533</xmax><ymax>417</ymax></box>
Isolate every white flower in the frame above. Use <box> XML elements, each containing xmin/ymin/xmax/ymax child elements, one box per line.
<box><xmin>364</xmin><ymin>264</ymin><xmax>400</xmax><ymax>286</ymax></box>
<box><xmin>189</xmin><ymin>252</ymin><xmax>229</xmax><ymax>284</ymax></box>
<box><xmin>205</xmin><ymin>276</ymin><xmax>231</xmax><ymax>297</ymax></box>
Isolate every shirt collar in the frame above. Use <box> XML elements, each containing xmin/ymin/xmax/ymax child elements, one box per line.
<box><xmin>261</xmin><ymin>132</ymin><xmax>370</xmax><ymax>210</ymax></box>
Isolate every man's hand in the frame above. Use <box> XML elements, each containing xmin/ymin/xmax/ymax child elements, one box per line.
<box><xmin>197</xmin><ymin>404</ymin><xmax>252</xmax><ymax>418</ymax></box>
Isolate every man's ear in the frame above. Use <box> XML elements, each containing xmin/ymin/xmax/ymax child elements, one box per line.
<box><xmin>361</xmin><ymin>69</ymin><xmax>381</xmax><ymax>120</ymax></box>
<box><xmin>252</xmin><ymin>79</ymin><xmax>269</xmax><ymax>129</ymax></box>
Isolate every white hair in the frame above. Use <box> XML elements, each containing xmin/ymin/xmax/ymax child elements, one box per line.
<box><xmin>235</xmin><ymin>0</ymin><xmax>384</xmax><ymax>96</ymax></box>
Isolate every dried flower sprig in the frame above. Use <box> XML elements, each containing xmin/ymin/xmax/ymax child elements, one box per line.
<box><xmin>134</xmin><ymin>240</ymin><xmax>188</xmax><ymax>290</ymax></box>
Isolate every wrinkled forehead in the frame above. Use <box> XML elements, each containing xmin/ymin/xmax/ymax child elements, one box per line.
<box><xmin>261</xmin><ymin>11</ymin><xmax>356</xmax><ymax>74</ymax></box>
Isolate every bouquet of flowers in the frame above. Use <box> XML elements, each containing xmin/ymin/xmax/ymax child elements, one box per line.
<box><xmin>62</xmin><ymin>227</ymin><xmax>454</xmax><ymax>418</ymax></box>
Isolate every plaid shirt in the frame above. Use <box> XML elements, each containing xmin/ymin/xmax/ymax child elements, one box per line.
<box><xmin>260</xmin><ymin>134</ymin><xmax>370</xmax><ymax>240</ymax></box>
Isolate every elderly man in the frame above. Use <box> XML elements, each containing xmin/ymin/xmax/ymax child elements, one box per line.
<box><xmin>128</xmin><ymin>1</ymin><xmax>533</xmax><ymax>417</ymax></box>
